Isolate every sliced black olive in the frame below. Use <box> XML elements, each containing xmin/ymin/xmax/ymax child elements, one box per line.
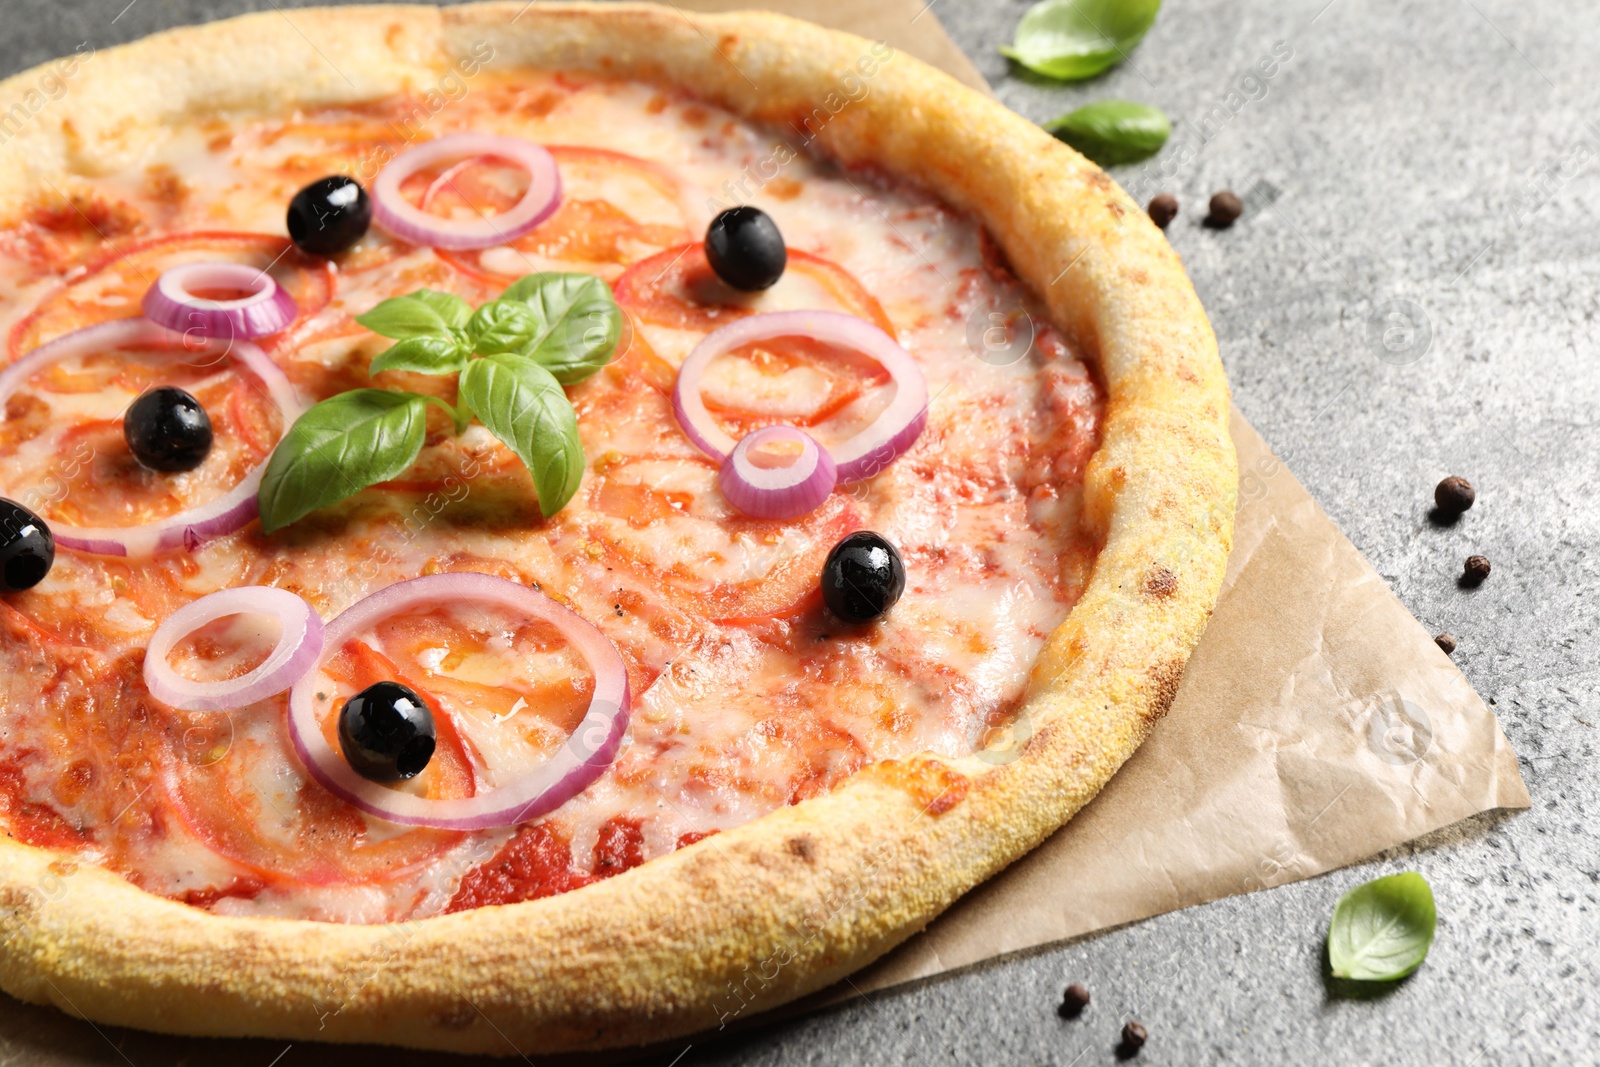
<box><xmin>705</xmin><ymin>206</ymin><xmax>786</xmax><ymax>291</ymax></box>
<box><xmin>124</xmin><ymin>386</ymin><xmax>213</xmax><ymax>472</ymax></box>
<box><xmin>0</xmin><ymin>498</ymin><xmax>54</xmax><ymax>593</ymax></box>
<box><xmin>338</xmin><ymin>681</ymin><xmax>436</xmax><ymax>782</ymax></box>
<box><xmin>287</xmin><ymin>175</ymin><xmax>371</xmax><ymax>256</ymax></box>
<box><xmin>821</xmin><ymin>531</ymin><xmax>906</xmax><ymax>623</ymax></box>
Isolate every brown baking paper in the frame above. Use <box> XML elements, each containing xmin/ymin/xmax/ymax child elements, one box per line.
<box><xmin>0</xmin><ymin>2</ymin><xmax>1526</xmax><ymax>1063</ymax></box>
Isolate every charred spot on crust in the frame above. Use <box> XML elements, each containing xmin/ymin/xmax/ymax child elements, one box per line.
<box><xmin>1144</xmin><ymin>658</ymin><xmax>1186</xmax><ymax>724</ymax></box>
<box><xmin>1141</xmin><ymin>565</ymin><xmax>1178</xmax><ymax>599</ymax></box>
<box><xmin>1086</xmin><ymin>171</ymin><xmax>1113</xmax><ymax>192</ymax></box>
<box><xmin>785</xmin><ymin>835</ymin><xmax>817</xmax><ymax>863</ymax></box>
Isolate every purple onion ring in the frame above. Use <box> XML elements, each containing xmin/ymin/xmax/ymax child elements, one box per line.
<box><xmin>287</xmin><ymin>573</ymin><xmax>630</xmax><ymax>830</ymax></box>
<box><xmin>141</xmin><ymin>261</ymin><xmax>298</xmax><ymax>340</ymax></box>
<box><xmin>672</xmin><ymin>309</ymin><xmax>929</xmax><ymax>483</ymax></box>
<box><xmin>144</xmin><ymin>586</ymin><xmax>324</xmax><ymax>712</ymax></box>
<box><xmin>717</xmin><ymin>424</ymin><xmax>837</xmax><ymax>519</ymax></box>
<box><xmin>371</xmin><ymin>133</ymin><xmax>562</xmax><ymax>251</ymax></box>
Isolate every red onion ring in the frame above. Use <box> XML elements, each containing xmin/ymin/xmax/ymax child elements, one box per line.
<box><xmin>717</xmin><ymin>424</ymin><xmax>837</xmax><ymax>519</ymax></box>
<box><xmin>672</xmin><ymin>310</ymin><xmax>929</xmax><ymax>482</ymax></box>
<box><xmin>371</xmin><ymin>133</ymin><xmax>562</xmax><ymax>251</ymax></box>
<box><xmin>0</xmin><ymin>318</ymin><xmax>302</xmax><ymax>557</ymax></box>
<box><xmin>287</xmin><ymin>573</ymin><xmax>630</xmax><ymax>830</ymax></box>
<box><xmin>141</xmin><ymin>261</ymin><xmax>298</xmax><ymax>340</ymax></box>
<box><xmin>144</xmin><ymin>586</ymin><xmax>324</xmax><ymax>711</ymax></box>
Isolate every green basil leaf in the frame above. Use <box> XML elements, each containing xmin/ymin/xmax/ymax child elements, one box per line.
<box><xmin>369</xmin><ymin>335</ymin><xmax>471</xmax><ymax>376</ymax></box>
<box><xmin>1327</xmin><ymin>872</ymin><xmax>1437</xmax><ymax>981</ymax></box>
<box><xmin>457</xmin><ymin>355</ymin><xmax>584</xmax><ymax>516</ymax></box>
<box><xmin>466</xmin><ymin>299</ymin><xmax>539</xmax><ymax>355</ymax></box>
<box><xmin>356</xmin><ymin>290</ymin><xmax>472</xmax><ymax>339</ymax></box>
<box><xmin>258</xmin><ymin>389</ymin><xmax>430</xmax><ymax>532</ymax></box>
<box><xmin>409</xmin><ymin>289</ymin><xmax>474</xmax><ymax>329</ymax></box>
<box><xmin>1001</xmin><ymin>0</ymin><xmax>1162</xmax><ymax>82</ymax></box>
<box><xmin>495</xmin><ymin>272</ymin><xmax>622</xmax><ymax>384</ymax></box>
<box><xmin>1044</xmin><ymin>99</ymin><xmax>1171</xmax><ymax>166</ymax></box>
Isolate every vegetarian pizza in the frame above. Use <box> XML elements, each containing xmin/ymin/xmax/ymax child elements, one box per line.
<box><xmin>0</xmin><ymin>3</ymin><xmax>1234</xmax><ymax>1053</ymax></box>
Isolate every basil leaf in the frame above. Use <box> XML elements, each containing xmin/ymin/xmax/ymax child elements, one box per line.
<box><xmin>258</xmin><ymin>390</ymin><xmax>430</xmax><ymax>532</ymax></box>
<box><xmin>1045</xmin><ymin>99</ymin><xmax>1171</xmax><ymax>166</ymax></box>
<box><xmin>356</xmin><ymin>290</ymin><xmax>472</xmax><ymax>339</ymax></box>
<box><xmin>457</xmin><ymin>356</ymin><xmax>584</xmax><ymax>516</ymax></box>
<box><xmin>369</xmin><ymin>335</ymin><xmax>471</xmax><ymax>377</ymax></box>
<box><xmin>466</xmin><ymin>299</ymin><xmax>539</xmax><ymax>355</ymax></box>
<box><xmin>495</xmin><ymin>273</ymin><xmax>622</xmax><ymax>384</ymax></box>
<box><xmin>1327</xmin><ymin>872</ymin><xmax>1437</xmax><ymax>981</ymax></box>
<box><xmin>410</xmin><ymin>289</ymin><xmax>473</xmax><ymax>329</ymax></box>
<box><xmin>1001</xmin><ymin>0</ymin><xmax>1163</xmax><ymax>82</ymax></box>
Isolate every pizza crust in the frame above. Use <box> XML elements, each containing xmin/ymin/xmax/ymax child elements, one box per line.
<box><xmin>0</xmin><ymin>3</ymin><xmax>1235</xmax><ymax>1052</ymax></box>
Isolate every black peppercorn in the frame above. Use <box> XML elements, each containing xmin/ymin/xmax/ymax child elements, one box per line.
<box><xmin>1434</xmin><ymin>633</ymin><xmax>1458</xmax><ymax>655</ymax></box>
<box><xmin>1059</xmin><ymin>982</ymin><xmax>1090</xmax><ymax>1017</ymax></box>
<box><xmin>1206</xmin><ymin>190</ymin><xmax>1243</xmax><ymax>228</ymax></box>
<box><xmin>1434</xmin><ymin>476</ymin><xmax>1475</xmax><ymax>516</ymax></box>
<box><xmin>1147</xmin><ymin>194</ymin><xmax>1178</xmax><ymax>229</ymax></box>
<box><xmin>1463</xmin><ymin>555</ymin><xmax>1491</xmax><ymax>585</ymax></box>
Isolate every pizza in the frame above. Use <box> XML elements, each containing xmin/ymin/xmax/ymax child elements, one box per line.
<box><xmin>0</xmin><ymin>2</ymin><xmax>1234</xmax><ymax>1054</ymax></box>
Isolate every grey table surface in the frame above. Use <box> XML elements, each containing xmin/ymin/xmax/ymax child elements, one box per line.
<box><xmin>2</xmin><ymin>1</ymin><xmax>1596</xmax><ymax>1065</ymax></box>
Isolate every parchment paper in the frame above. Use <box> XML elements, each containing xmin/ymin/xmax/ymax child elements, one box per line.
<box><xmin>0</xmin><ymin>2</ymin><xmax>1527</xmax><ymax>1062</ymax></box>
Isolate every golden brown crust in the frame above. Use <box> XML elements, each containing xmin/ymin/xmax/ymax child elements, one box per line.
<box><xmin>0</xmin><ymin>3</ymin><xmax>1235</xmax><ymax>1052</ymax></box>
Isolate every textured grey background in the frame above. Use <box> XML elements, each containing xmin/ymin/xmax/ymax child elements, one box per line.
<box><xmin>1</xmin><ymin>1</ymin><xmax>1596</xmax><ymax>1065</ymax></box>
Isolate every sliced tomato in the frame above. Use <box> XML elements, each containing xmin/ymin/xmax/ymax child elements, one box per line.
<box><xmin>612</xmin><ymin>243</ymin><xmax>898</xmax><ymax>442</ymax></box>
<box><xmin>0</xmin><ymin>194</ymin><xmax>146</xmax><ymax>280</ymax></box>
<box><xmin>8</xmin><ymin>231</ymin><xmax>335</xmax><ymax>358</ymax></box>
<box><xmin>160</xmin><ymin>639</ymin><xmax>480</xmax><ymax>889</ymax></box>
<box><xmin>614</xmin><ymin>243</ymin><xmax>894</xmax><ymax>335</ymax></box>
<box><xmin>357</xmin><ymin>610</ymin><xmax>595</xmax><ymax>759</ymax></box>
<box><xmin>431</xmin><ymin>146</ymin><xmax>693</xmax><ymax>285</ymax></box>
<box><xmin>12</xmin><ymin>348</ymin><xmax>280</xmax><ymax>531</ymax></box>
<box><xmin>164</xmin><ymin>756</ymin><xmax>468</xmax><ymax>889</ymax></box>
<box><xmin>162</xmin><ymin>639</ymin><xmax>478</xmax><ymax>889</ymax></box>
<box><xmin>577</xmin><ymin>471</ymin><xmax>862</xmax><ymax>623</ymax></box>
<box><xmin>332</xmin><ymin>641</ymin><xmax>478</xmax><ymax>802</ymax></box>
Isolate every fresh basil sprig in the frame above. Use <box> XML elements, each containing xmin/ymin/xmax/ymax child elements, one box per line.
<box><xmin>1002</xmin><ymin>0</ymin><xmax>1163</xmax><ymax>82</ymax></box>
<box><xmin>458</xmin><ymin>355</ymin><xmax>585</xmax><ymax>517</ymax></box>
<box><xmin>1045</xmin><ymin>100</ymin><xmax>1171</xmax><ymax>166</ymax></box>
<box><xmin>258</xmin><ymin>273</ymin><xmax>621</xmax><ymax>532</ymax></box>
<box><xmin>1327</xmin><ymin>872</ymin><xmax>1437</xmax><ymax>982</ymax></box>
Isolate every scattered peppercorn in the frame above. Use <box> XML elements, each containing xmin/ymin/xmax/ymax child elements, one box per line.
<box><xmin>1060</xmin><ymin>982</ymin><xmax>1091</xmax><ymax>1017</ymax></box>
<box><xmin>1434</xmin><ymin>633</ymin><xmax>1457</xmax><ymax>655</ymax></box>
<box><xmin>1206</xmin><ymin>190</ymin><xmax>1243</xmax><ymax>228</ymax></box>
<box><xmin>1120</xmin><ymin>1020</ymin><xmax>1148</xmax><ymax>1055</ymax></box>
<box><xmin>1463</xmin><ymin>555</ymin><xmax>1491</xmax><ymax>585</ymax></box>
<box><xmin>1147</xmin><ymin>194</ymin><xmax>1178</xmax><ymax>229</ymax></box>
<box><xmin>1434</xmin><ymin>476</ymin><xmax>1475</xmax><ymax>516</ymax></box>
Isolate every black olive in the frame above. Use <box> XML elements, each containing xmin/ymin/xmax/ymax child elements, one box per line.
<box><xmin>287</xmin><ymin>175</ymin><xmax>371</xmax><ymax>256</ymax></box>
<box><xmin>821</xmin><ymin>531</ymin><xmax>906</xmax><ymax>623</ymax></box>
<box><xmin>124</xmin><ymin>386</ymin><xmax>213</xmax><ymax>472</ymax></box>
<box><xmin>338</xmin><ymin>681</ymin><xmax>436</xmax><ymax>782</ymax></box>
<box><xmin>705</xmin><ymin>206</ymin><xmax>786</xmax><ymax>291</ymax></box>
<box><xmin>0</xmin><ymin>498</ymin><xmax>54</xmax><ymax>593</ymax></box>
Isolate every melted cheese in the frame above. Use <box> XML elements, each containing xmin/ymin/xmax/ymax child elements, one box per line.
<box><xmin>0</xmin><ymin>72</ymin><xmax>1103</xmax><ymax>922</ymax></box>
